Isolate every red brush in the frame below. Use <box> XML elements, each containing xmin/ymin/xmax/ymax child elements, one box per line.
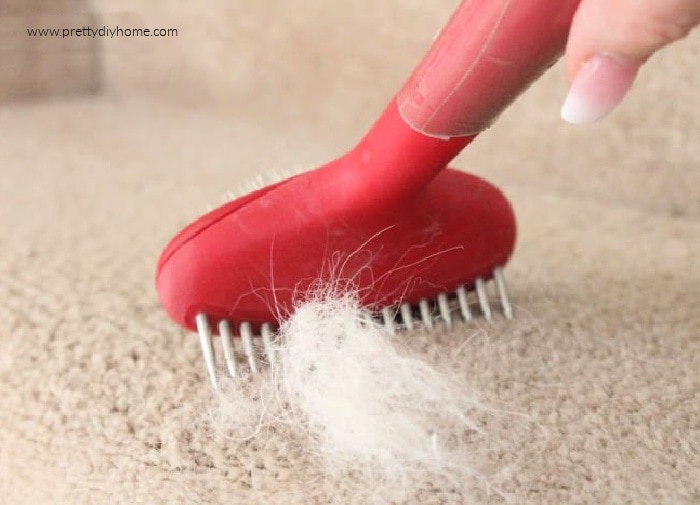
<box><xmin>156</xmin><ymin>0</ymin><xmax>579</xmax><ymax>388</ymax></box>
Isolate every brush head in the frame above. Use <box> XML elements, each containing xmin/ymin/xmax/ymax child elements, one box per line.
<box><xmin>156</xmin><ymin>167</ymin><xmax>516</xmax><ymax>334</ymax></box>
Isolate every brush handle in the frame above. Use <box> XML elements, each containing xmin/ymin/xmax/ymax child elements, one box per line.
<box><xmin>397</xmin><ymin>0</ymin><xmax>580</xmax><ymax>138</ymax></box>
<box><xmin>339</xmin><ymin>0</ymin><xmax>580</xmax><ymax>203</ymax></box>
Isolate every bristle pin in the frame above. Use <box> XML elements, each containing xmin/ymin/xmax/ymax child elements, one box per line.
<box><xmin>195</xmin><ymin>266</ymin><xmax>512</xmax><ymax>390</ymax></box>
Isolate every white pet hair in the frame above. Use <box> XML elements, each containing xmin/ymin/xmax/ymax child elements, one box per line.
<box><xmin>211</xmin><ymin>289</ymin><xmax>540</xmax><ymax>503</ymax></box>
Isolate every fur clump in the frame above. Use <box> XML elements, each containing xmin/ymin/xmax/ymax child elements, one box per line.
<box><xmin>276</xmin><ymin>294</ymin><xmax>484</xmax><ymax>476</ymax></box>
<box><xmin>211</xmin><ymin>290</ymin><xmax>533</xmax><ymax>502</ymax></box>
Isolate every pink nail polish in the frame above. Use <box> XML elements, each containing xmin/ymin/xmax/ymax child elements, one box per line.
<box><xmin>561</xmin><ymin>54</ymin><xmax>640</xmax><ymax>125</ymax></box>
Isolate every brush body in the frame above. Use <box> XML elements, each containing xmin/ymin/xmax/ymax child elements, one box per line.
<box><xmin>155</xmin><ymin>0</ymin><xmax>580</xmax><ymax>387</ymax></box>
<box><xmin>156</xmin><ymin>104</ymin><xmax>515</xmax><ymax>334</ymax></box>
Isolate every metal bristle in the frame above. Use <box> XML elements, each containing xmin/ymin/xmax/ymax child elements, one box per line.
<box><xmin>456</xmin><ymin>285</ymin><xmax>472</xmax><ymax>321</ymax></box>
<box><xmin>381</xmin><ymin>307</ymin><xmax>396</xmax><ymax>334</ymax></box>
<box><xmin>493</xmin><ymin>266</ymin><xmax>513</xmax><ymax>320</ymax></box>
<box><xmin>239</xmin><ymin>322</ymin><xmax>258</xmax><ymax>374</ymax></box>
<box><xmin>418</xmin><ymin>298</ymin><xmax>433</xmax><ymax>329</ymax></box>
<box><xmin>400</xmin><ymin>303</ymin><xmax>414</xmax><ymax>331</ymax></box>
<box><xmin>194</xmin><ymin>266</ymin><xmax>514</xmax><ymax>388</ymax></box>
<box><xmin>194</xmin><ymin>315</ymin><xmax>277</xmax><ymax>389</ymax></box>
<box><xmin>474</xmin><ymin>277</ymin><xmax>492</xmax><ymax>321</ymax></box>
<box><xmin>260</xmin><ymin>322</ymin><xmax>275</xmax><ymax>366</ymax></box>
<box><xmin>437</xmin><ymin>292</ymin><xmax>452</xmax><ymax>328</ymax></box>
<box><xmin>195</xmin><ymin>313</ymin><xmax>218</xmax><ymax>390</ymax></box>
<box><xmin>218</xmin><ymin>319</ymin><xmax>237</xmax><ymax>378</ymax></box>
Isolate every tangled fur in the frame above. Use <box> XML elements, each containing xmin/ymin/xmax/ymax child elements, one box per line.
<box><xmin>210</xmin><ymin>290</ymin><xmax>539</xmax><ymax>503</ymax></box>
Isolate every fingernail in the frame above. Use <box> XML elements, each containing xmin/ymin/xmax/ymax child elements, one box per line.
<box><xmin>561</xmin><ymin>54</ymin><xmax>640</xmax><ymax>125</ymax></box>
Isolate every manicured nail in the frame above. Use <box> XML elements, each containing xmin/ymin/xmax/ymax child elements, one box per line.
<box><xmin>561</xmin><ymin>54</ymin><xmax>640</xmax><ymax>125</ymax></box>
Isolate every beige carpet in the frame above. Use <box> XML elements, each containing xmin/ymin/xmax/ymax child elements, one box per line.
<box><xmin>0</xmin><ymin>2</ymin><xmax>698</xmax><ymax>503</ymax></box>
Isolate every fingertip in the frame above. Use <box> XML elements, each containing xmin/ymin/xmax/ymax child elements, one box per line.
<box><xmin>560</xmin><ymin>54</ymin><xmax>640</xmax><ymax>125</ymax></box>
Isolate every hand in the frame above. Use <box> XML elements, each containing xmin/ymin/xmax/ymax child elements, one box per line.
<box><xmin>560</xmin><ymin>0</ymin><xmax>700</xmax><ymax>124</ymax></box>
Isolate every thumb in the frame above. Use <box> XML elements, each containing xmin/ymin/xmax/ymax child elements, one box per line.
<box><xmin>561</xmin><ymin>0</ymin><xmax>700</xmax><ymax>124</ymax></box>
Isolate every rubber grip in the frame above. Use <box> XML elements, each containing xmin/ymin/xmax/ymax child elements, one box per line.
<box><xmin>397</xmin><ymin>0</ymin><xmax>580</xmax><ymax>138</ymax></box>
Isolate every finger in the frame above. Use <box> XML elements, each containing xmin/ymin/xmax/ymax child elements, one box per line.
<box><xmin>561</xmin><ymin>0</ymin><xmax>700</xmax><ymax>124</ymax></box>
<box><xmin>566</xmin><ymin>0</ymin><xmax>700</xmax><ymax>79</ymax></box>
